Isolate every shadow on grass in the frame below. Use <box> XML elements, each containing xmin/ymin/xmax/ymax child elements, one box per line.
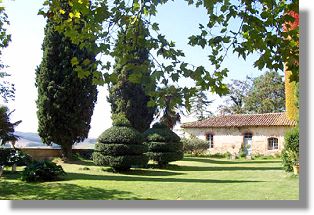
<box><xmin>117</xmin><ymin>169</ymin><xmax>185</xmax><ymax>177</ymax></box>
<box><xmin>183</xmin><ymin>157</ymin><xmax>281</xmax><ymax>164</ymax></box>
<box><xmin>62</xmin><ymin>159</ymin><xmax>95</xmax><ymax>167</ymax></box>
<box><xmin>164</xmin><ymin>165</ymin><xmax>282</xmax><ymax>172</ymax></box>
<box><xmin>66</xmin><ymin>172</ymin><xmax>264</xmax><ymax>184</ymax></box>
<box><xmin>0</xmin><ymin>178</ymin><xmax>151</xmax><ymax>200</ymax></box>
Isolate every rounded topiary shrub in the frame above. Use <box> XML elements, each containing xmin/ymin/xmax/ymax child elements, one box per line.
<box><xmin>143</xmin><ymin>123</ymin><xmax>183</xmax><ymax>167</ymax></box>
<box><xmin>92</xmin><ymin>114</ymin><xmax>148</xmax><ymax>172</ymax></box>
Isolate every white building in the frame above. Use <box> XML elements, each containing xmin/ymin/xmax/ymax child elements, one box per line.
<box><xmin>181</xmin><ymin>112</ymin><xmax>296</xmax><ymax>156</ymax></box>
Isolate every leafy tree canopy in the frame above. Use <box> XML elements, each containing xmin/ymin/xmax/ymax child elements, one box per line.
<box><xmin>0</xmin><ymin>4</ymin><xmax>15</xmax><ymax>103</ymax></box>
<box><xmin>218</xmin><ymin>71</ymin><xmax>285</xmax><ymax>114</ymax></box>
<box><xmin>245</xmin><ymin>70</ymin><xmax>285</xmax><ymax>113</ymax></box>
<box><xmin>38</xmin><ymin>0</ymin><xmax>298</xmax><ymax>111</ymax></box>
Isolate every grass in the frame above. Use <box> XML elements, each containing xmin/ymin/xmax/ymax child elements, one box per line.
<box><xmin>0</xmin><ymin>156</ymin><xmax>299</xmax><ymax>200</ymax></box>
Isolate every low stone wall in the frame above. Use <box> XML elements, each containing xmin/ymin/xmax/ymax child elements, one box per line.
<box><xmin>19</xmin><ymin>148</ymin><xmax>93</xmax><ymax>160</ymax></box>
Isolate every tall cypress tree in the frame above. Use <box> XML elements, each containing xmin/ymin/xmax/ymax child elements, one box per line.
<box><xmin>108</xmin><ymin>19</ymin><xmax>156</xmax><ymax>133</ymax></box>
<box><xmin>36</xmin><ymin>11</ymin><xmax>97</xmax><ymax>160</ymax></box>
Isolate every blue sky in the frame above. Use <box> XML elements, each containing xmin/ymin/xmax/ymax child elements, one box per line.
<box><xmin>2</xmin><ymin>0</ymin><xmax>271</xmax><ymax>138</ymax></box>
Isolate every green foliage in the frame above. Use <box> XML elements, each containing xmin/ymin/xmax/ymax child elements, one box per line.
<box><xmin>97</xmin><ymin>126</ymin><xmax>143</xmax><ymax>144</ymax></box>
<box><xmin>188</xmin><ymin>0</ymin><xmax>299</xmax><ymax>83</ymax></box>
<box><xmin>93</xmin><ymin>122</ymin><xmax>148</xmax><ymax>172</ymax></box>
<box><xmin>143</xmin><ymin>123</ymin><xmax>181</xmax><ymax>143</ymax></box>
<box><xmin>209</xmin><ymin>152</ymin><xmax>231</xmax><ymax>159</ymax></box>
<box><xmin>0</xmin><ymin>6</ymin><xmax>14</xmax><ymax>103</ymax></box>
<box><xmin>0</xmin><ymin>6</ymin><xmax>10</xmax><ymax>51</ymax></box>
<box><xmin>252</xmin><ymin>153</ymin><xmax>281</xmax><ymax>160</ymax></box>
<box><xmin>0</xmin><ymin>148</ymin><xmax>32</xmax><ymax>166</ymax></box>
<box><xmin>95</xmin><ymin>143</ymin><xmax>147</xmax><ymax>156</ymax></box>
<box><xmin>40</xmin><ymin>0</ymin><xmax>229</xmax><ymax>112</ymax></box>
<box><xmin>219</xmin><ymin>71</ymin><xmax>285</xmax><ymax>114</ymax></box>
<box><xmin>238</xmin><ymin>144</ymin><xmax>247</xmax><ymax>158</ymax></box>
<box><xmin>108</xmin><ymin>20</ymin><xmax>156</xmax><ymax>132</ymax></box>
<box><xmin>143</xmin><ymin>123</ymin><xmax>183</xmax><ymax>166</ymax></box>
<box><xmin>36</xmin><ymin>3</ymin><xmax>98</xmax><ymax>160</ymax></box>
<box><xmin>21</xmin><ymin>160</ymin><xmax>66</xmax><ymax>182</ymax></box>
<box><xmin>111</xmin><ymin>113</ymin><xmax>131</xmax><ymax>127</ymax></box>
<box><xmin>0</xmin><ymin>105</ymin><xmax>21</xmax><ymax>146</ymax></box>
<box><xmin>282</xmin><ymin>127</ymin><xmax>299</xmax><ymax>172</ymax></box>
<box><xmin>245</xmin><ymin>71</ymin><xmax>285</xmax><ymax>113</ymax></box>
<box><xmin>181</xmin><ymin>137</ymin><xmax>209</xmax><ymax>155</ymax></box>
<box><xmin>294</xmin><ymin>82</ymin><xmax>299</xmax><ymax>123</ymax></box>
<box><xmin>92</xmin><ymin>153</ymin><xmax>148</xmax><ymax>171</ymax></box>
<box><xmin>39</xmin><ymin>0</ymin><xmax>298</xmax><ymax>121</ymax></box>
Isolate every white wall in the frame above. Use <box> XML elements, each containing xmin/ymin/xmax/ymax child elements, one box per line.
<box><xmin>183</xmin><ymin>126</ymin><xmax>293</xmax><ymax>155</ymax></box>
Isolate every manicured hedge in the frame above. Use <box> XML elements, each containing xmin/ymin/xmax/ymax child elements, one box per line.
<box><xmin>144</xmin><ymin>127</ymin><xmax>181</xmax><ymax>143</ymax></box>
<box><xmin>93</xmin><ymin>114</ymin><xmax>148</xmax><ymax>171</ymax></box>
<box><xmin>92</xmin><ymin>153</ymin><xmax>149</xmax><ymax>169</ymax></box>
<box><xmin>145</xmin><ymin>142</ymin><xmax>182</xmax><ymax>152</ymax></box>
<box><xmin>97</xmin><ymin>126</ymin><xmax>143</xmax><ymax>144</ymax></box>
<box><xmin>143</xmin><ymin>123</ymin><xmax>183</xmax><ymax>166</ymax></box>
<box><xmin>94</xmin><ymin>143</ymin><xmax>147</xmax><ymax>156</ymax></box>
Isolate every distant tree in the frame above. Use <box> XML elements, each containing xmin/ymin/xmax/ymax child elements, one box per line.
<box><xmin>108</xmin><ymin>19</ymin><xmax>156</xmax><ymax>132</ymax></box>
<box><xmin>36</xmin><ymin>3</ymin><xmax>97</xmax><ymax>160</ymax></box>
<box><xmin>0</xmin><ymin>105</ymin><xmax>21</xmax><ymax>147</ymax></box>
<box><xmin>218</xmin><ymin>78</ymin><xmax>252</xmax><ymax>115</ymax></box>
<box><xmin>245</xmin><ymin>71</ymin><xmax>285</xmax><ymax>113</ymax></box>
<box><xmin>190</xmin><ymin>90</ymin><xmax>213</xmax><ymax>120</ymax></box>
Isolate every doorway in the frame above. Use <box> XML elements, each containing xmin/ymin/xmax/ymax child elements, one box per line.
<box><xmin>243</xmin><ymin>133</ymin><xmax>253</xmax><ymax>156</ymax></box>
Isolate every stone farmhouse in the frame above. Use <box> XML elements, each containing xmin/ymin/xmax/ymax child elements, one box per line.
<box><xmin>181</xmin><ymin>112</ymin><xmax>296</xmax><ymax>156</ymax></box>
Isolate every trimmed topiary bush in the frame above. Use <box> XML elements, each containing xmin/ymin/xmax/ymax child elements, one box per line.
<box><xmin>143</xmin><ymin>123</ymin><xmax>183</xmax><ymax>167</ymax></box>
<box><xmin>93</xmin><ymin>114</ymin><xmax>148</xmax><ymax>172</ymax></box>
<box><xmin>21</xmin><ymin>160</ymin><xmax>66</xmax><ymax>182</ymax></box>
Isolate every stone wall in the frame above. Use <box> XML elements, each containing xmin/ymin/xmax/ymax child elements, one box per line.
<box><xmin>19</xmin><ymin>148</ymin><xmax>93</xmax><ymax>160</ymax></box>
<box><xmin>183</xmin><ymin>126</ymin><xmax>293</xmax><ymax>156</ymax></box>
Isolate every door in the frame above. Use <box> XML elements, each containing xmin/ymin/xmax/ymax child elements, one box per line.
<box><xmin>243</xmin><ymin>133</ymin><xmax>253</xmax><ymax>156</ymax></box>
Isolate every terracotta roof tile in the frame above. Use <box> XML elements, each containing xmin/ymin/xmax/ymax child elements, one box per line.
<box><xmin>181</xmin><ymin>112</ymin><xmax>296</xmax><ymax>128</ymax></box>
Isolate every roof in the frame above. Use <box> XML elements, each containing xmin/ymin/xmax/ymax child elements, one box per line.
<box><xmin>181</xmin><ymin>113</ymin><xmax>297</xmax><ymax>128</ymax></box>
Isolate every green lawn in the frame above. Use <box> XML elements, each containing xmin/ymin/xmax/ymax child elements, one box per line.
<box><xmin>0</xmin><ymin>156</ymin><xmax>299</xmax><ymax>200</ymax></box>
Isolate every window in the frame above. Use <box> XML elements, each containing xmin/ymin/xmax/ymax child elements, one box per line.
<box><xmin>268</xmin><ymin>138</ymin><xmax>279</xmax><ymax>150</ymax></box>
<box><xmin>244</xmin><ymin>133</ymin><xmax>252</xmax><ymax>139</ymax></box>
<box><xmin>206</xmin><ymin>134</ymin><xmax>214</xmax><ymax>148</ymax></box>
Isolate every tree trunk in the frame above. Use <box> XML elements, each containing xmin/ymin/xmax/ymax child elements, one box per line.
<box><xmin>12</xmin><ymin>163</ymin><xmax>17</xmax><ymax>172</ymax></box>
<box><xmin>0</xmin><ymin>166</ymin><xmax>4</xmax><ymax>177</ymax></box>
<box><xmin>61</xmin><ymin>143</ymin><xmax>73</xmax><ymax>162</ymax></box>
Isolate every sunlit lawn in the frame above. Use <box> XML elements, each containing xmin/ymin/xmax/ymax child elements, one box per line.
<box><xmin>0</xmin><ymin>156</ymin><xmax>299</xmax><ymax>200</ymax></box>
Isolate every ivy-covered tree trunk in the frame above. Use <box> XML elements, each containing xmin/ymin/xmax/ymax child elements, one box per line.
<box><xmin>108</xmin><ymin>19</ymin><xmax>156</xmax><ymax>133</ymax></box>
<box><xmin>36</xmin><ymin>4</ymin><xmax>97</xmax><ymax>161</ymax></box>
